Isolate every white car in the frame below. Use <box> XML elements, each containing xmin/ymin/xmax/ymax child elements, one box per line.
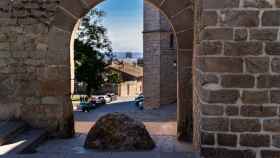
<box><xmin>104</xmin><ymin>95</ymin><xmax>111</xmax><ymax>103</ymax></box>
<box><xmin>96</xmin><ymin>95</ymin><xmax>111</xmax><ymax>104</ymax></box>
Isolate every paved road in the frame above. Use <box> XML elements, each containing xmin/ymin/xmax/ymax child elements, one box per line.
<box><xmin>30</xmin><ymin>99</ymin><xmax>196</xmax><ymax>157</ymax></box>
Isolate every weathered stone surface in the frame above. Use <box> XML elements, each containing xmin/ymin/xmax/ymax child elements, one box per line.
<box><xmin>217</xmin><ymin>134</ymin><xmax>237</xmax><ymax>147</ymax></box>
<box><xmin>241</xmin><ymin>90</ymin><xmax>269</xmax><ymax>104</ymax></box>
<box><xmin>271</xmin><ymin>58</ymin><xmax>280</xmax><ymax>73</ymax></box>
<box><xmin>201</xmin><ymin>147</ymin><xmax>256</xmax><ymax>158</ymax></box>
<box><xmin>200</xmin><ymin>28</ymin><xmax>233</xmax><ymax>40</ymax></box>
<box><xmin>241</xmin><ymin>105</ymin><xmax>277</xmax><ymax>117</ymax></box>
<box><xmin>221</xmin><ymin>75</ymin><xmax>254</xmax><ymax>88</ymax></box>
<box><xmin>262</xmin><ymin>11</ymin><xmax>280</xmax><ymax>26</ymax></box>
<box><xmin>84</xmin><ymin>113</ymin><xmax>155</xmax><ymax>150</ymax></box>
<box><xmin>224</xmin><ymin>41</ymin><xmax>263</xmax><ymax>56</ymax></box>
<box><xmin>197</xmin><ymin>57</ymin><xmax>243</xmax><ymax>73</ymax></box>
<box><xmin>202</xmin><ymin>0</ymin><xmax>240</xmax><ymax>9</ymax></box>
<box><xmin>272</xmin><ymin>135</ymin><xmax>280</xmax><ymax>148</ymax></box>
<box><xmin>263</xmin><ymin>119</ymin><xmax>280</xmax><ymax>132</ymax></box>
<box><xmin>244</xmin><ymin>0</ymin><xmax>273</xmax><ymax>8</ymax></box>
<box><xmin>231</xmin><ymin>119</ymin><xmax>261</xmax><ymax>132</ymax></box>
<box><xmin>201</xmin><ymin>132</ymin><xmax>215</xmax><ymax>145</ymax></box>
<box><xmin>221</xmin><ymin>10</ymin><xmax>259</xmax><ymax>27</ymax></box>
<box><xmin>271</xmin><ymin>90</ymin><xmax>280</xmax><ymax>103</ymax></box>
<box><xmin>250</xmin><ymin>28</ymin><xmax>278</xmax><ymax>41</ymax></box>
<box><xmin>202</xmin><ymin>117</ymin><xmax>229</xmax><ymax>132</ymax></box>
<box><xmin>266</xmin><ymin>42</ymin><xmax>280</xmax><ymax>55</ymax></box>
<box><xmin>261</xmin><ymin>150</ymin><xmax>280</xmax><ymax>158</ymax></box>
<box><xmin>240</xmin><ymin>134</ymin><xmax>270</xmax><ymax>147</ymax></box>
<box><xmin>258</xmin><ymin>75</ymin><xmax>280</xmax><ymax>88</ymax></box>
<box><xmin>202</xmin><ymin>11</ymin><xmax>218</xmax><ymax>26</ymax></box>
<box><xmin>202</xmin><ymin>104</ymin><xmax>224</xmax><ymax>116</ymax></box>
<box><xmin>199</xmin><ymin>41</ymin><xmax>222</xmax><ymax>56</ymax></box>
<box><xmin>226</xmin><ymin>106</ymin><xmax>239</xmax><ymax>116</ymax></box>
<box><xmin>201</xmin><ymin>89</ymin><xmax>240</xmax><ymax>104</ymax></box>
<box><xmin>234</xmin><ymin>29</ymin><xmax>248</xmax><ymax>41</ymax></box>
<box><xmin>245</xmin><ymin>57</ymin><xmax>269</xmax><ymax>73</ymax></box>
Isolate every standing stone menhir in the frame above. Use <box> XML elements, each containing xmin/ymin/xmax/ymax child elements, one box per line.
<box><xmin>84</xmin><ymin>113</ymin><xmax>155</xmax><ymax>151</ymax></box>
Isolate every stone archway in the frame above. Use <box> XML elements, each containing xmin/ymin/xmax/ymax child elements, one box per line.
<box><xmin>52</xmin><ymin>0</ymin><xmax>194</xmax><ymax>140</ymax></box>
<box><xmin>0</xmin><ymin>0</ymin><xmax>194</xmax><ymax>144</ymax></box>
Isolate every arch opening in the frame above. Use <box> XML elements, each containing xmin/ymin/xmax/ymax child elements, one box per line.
<box><xmin>0</xmin><ymin>0</ymin><xmax>196</xmax><ymax>152</ymax></box>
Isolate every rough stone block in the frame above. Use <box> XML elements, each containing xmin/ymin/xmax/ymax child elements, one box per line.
<box><xmin>261</xmin><ymin>150</ymin><xmax>280</xmax><ymax>158</ymax></box>
<box><xmin>250</xmin><ymin>28</ymin><xmax>278</xmax><ymax>41</ymax></box>
<box><xmin>264</xmin><ymin>119</ymin><xmax>280</xmax><ymax>132</ymax></box>
<box><xmin>271</xmin><ymin>90</ymin><xmax>280</xmax><ymax>103</ymax></box>
<box><xmin>199</xmin><ymin>41</ymin><xmax>222</xmax><ymax>56</ymax></box>
<box><xmin>201</xmin><ymin>89</ymin><xmax>240</xmax><ymax>104</ymax></box>
<box><xmin>221</xmin><ymin>75</ymin><xmax>255</xmax><ymax>88</ymax></box>
<box><xmin>197</xmin><ymin>57</ymin><xmax>243</xmax><ymax>73</ymax></box>
<box><xmin>272</xmin><ymin>135</ymin><xmax>280</xmax><ymax>148</ymax></box>
<box><xmin>240</xmin><ymin>134</ymin><xmax>270</xmax><ymax>147</ymax></box>
<box><xmin>271</xmin><ymin>58</ymin><xmax>280</xmax><ymax>73</ymax></box>
<box><xmin>224</xmin><ymin>41</ymin><xmax>263</xmax><ymax>56</ymax></box>
<box><xmin>226</xmin><ymin>106</ymin><xmax>239</xmax><ymax>116</ymax></box>
<box><xmin>202</xmin><ymin>117</ymin><xmax>229</xmax><ymax>132</ymax></box>
<box><xmin>241</xmin><ymin>90</ymin><xmax>269</xmax><ymax>104</ymax></box>
<box><xmin>221</xmin><ymin>10</ymin><xmax>259</xmax><ymax>27</ymax></box>
<box><xmin>201</xmin><ymin>147</ymin><xmax>256</xmax><ymax>158</ymax></box>
<box><xmin>266</xmin><ymin>42</ymin><xmax>280</xmax><ymax>55</ymax></box>
<box><xmin>258</xmin><ymin>75</ymin><xmax>280</xmax><ymax>88</ymax></box>
<box><xmin>244</xmin><ymin>0</ymin><xmax>273</xmax><ymax>8</ymax></box>
<box><xmin>202</xmin><ymin>0</ymin><xmax>240</xmax><ymax>9</ymax></box>
<box><xmin>217</xmin><ymin>134</ymin><xmax>237</xmax><ymax>147</ymax></box>
<box><xmin>201</xmin><ymin>104</ymin><xmax>224</xmax><ymax>116</ymax></box>
<box><xmin>231</xmin><ymin>119</ymin><xmax>261</xmax><ymax>132</ymax></box>
<box><xmin>245</xmin><ymin>57</ymin><xmax>269</xmax><ymax>73</ymax></box>
<box><xmin>241</xmin><ymin>105</ymin><xmax>277</xmax><ymax>117</ymax></box>
<box><xmin>201</xmin><ymin>132</ymin><xmax>215</xmax><ymax>145</ymax></box>
<box><xmin>234</xmin><ymin>29</ymin><xmax>248</xmax><ymax>41</ymax></box>
<box><xmin>262</xmin><ymin>11</ymin><xmax>280</xmax><ymax>26</ymax></box>
<box><xmin>200</xmin><ymin>28</ymin><xmax>233</xmax><ymax>40</ymax></box>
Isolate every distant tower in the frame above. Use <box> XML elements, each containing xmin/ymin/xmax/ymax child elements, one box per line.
<box><xmin>143</xmin><ymin>1</ymin><xmax>177</xmax><ymax>109</ymax></box>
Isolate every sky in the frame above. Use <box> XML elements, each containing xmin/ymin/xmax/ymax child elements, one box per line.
<box><xmin>96</xmin><ymin>0</ymin><xmax>144</xmax><ymax>53</ymax></box>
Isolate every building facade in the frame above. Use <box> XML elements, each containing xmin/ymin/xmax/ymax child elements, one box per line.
<box><xmin>143</xmin><ymin>2</ymin><xmax>177</xmax><ymax>108</ymax></box>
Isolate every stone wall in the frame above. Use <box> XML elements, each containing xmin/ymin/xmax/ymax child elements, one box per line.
<box><xmin>0</xmin><ymin>0</ymin><xmax>74</xmax><ymax>137</ymax></box>
<box><xmin>0</xmin><ymin>0</ymin><xmax>194</xmax><ymax>147</ymax></box>
<box><xmin>195</xmin><ymin>0</ymin><xmax>280</xmax><ymax>157</ymax></box>
<box><xmin>143</xmin><ymin>2</ymin><xmax>177</xmax><ymax>108</ymax></box>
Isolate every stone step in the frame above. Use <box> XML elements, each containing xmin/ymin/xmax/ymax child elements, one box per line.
<box><xmin>0</xmin><ymin>121</ymin><xmax>27</xmax><ymax>146</ymax></box>
<box><xmin>6</xmin><ymin>129</ymin><xmax>47</xmax><ymax>155</ymax></box>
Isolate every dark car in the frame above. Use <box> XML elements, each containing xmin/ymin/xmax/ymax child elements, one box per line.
<box><xmin>79</xmin><ymin>102</ymin><xmax>96</xmax><ymax>112</ymax></box>
<box><xmin>135</xmin><ymin>94</ymin><xmax>144</xmax><ymax>110</ymax></box>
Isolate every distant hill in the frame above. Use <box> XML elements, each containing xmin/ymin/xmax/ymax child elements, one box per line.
<box><xmin>112</xmin><ymin>52</ymin><xmax>143</xmax><ymax>60</ymax></box>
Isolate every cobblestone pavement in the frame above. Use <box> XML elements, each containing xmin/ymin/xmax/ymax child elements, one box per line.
<box><xmin>3</xmin><ymin>99</ymin><xmax>197</xmax><ymax>157</ymax></box>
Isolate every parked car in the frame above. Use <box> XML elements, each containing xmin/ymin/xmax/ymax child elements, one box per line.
<box><xmin>106</xmin><ymin>93</ymin><xmax>117</xmax><ymax>101</ymax></box>
<box><xmin>135</xmin><ymin>94</ymin><xmax>144</xmax><ymax>110</ymax></box>
<box><xmin>78</xmin><ymin>102</ymin><xmax>96</xmax><ymax>112</ymax></box>
<box><xmin>103</xmin><ymin>95</ymin><xmax>112</xmax><ymax>103</ymax></box>
<box><xmin>96</xmin><ymin>96</ymin><xmax>106</xmax><ymax>104</ymax></box>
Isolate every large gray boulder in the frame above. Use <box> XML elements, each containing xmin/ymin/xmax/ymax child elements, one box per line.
<box><xmin>84</xmin><ymin>113</ymin><xmax>155</xmax><ymax>151</ymax></box>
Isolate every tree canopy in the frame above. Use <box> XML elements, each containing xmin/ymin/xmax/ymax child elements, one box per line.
<box><xmin>74</xmin><ymin>9</ymin><xmax>113</xmax><ymax>95</ymax></box>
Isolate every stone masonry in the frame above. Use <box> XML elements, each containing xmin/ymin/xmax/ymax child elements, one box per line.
<box><xmin>143</xmin><ymin>1</ymin><xmax>177</xmax><ymax>109</ymax></box>
<box><xmin>195</xmin><ymin>0</ymin><xmax>280</xmax><ymax>157</ymax></box>
<box><xmin>0</xmin><ymin>0</ymin><xmax>194</xmax><ymax>144</ymax></box>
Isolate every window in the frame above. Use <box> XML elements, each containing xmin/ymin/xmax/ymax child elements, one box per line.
<box><xmin>170</xmin><ymin>34</ymin><xmax>174</xmax><ymax>49</ymax></box>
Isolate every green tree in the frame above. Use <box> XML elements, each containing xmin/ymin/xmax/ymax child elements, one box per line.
<box><xmin>75</xmin><ymin>9</ymin><xmax>112</xmax><ymax>96</ymax></box>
